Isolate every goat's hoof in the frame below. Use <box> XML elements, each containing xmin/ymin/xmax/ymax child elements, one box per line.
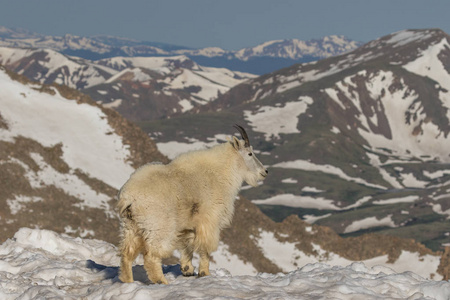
<box><xmin>198</xmin><ymin>271</ymin><xmax>210</xmax><ymax>277</ymax></box>
<box><xmin>182</xmin><ymin>265</ymin><xmax>195</xmax><ymax>276</ymax></box>
<box><xmin>150</xmin><ymin>277</ymin><xmax>168</xmax><ymax>285</ymax></box>
<box><xmin>154</xmin><ymin>279</ymin><xmax>168</xmax><ymax>285</ymax></box>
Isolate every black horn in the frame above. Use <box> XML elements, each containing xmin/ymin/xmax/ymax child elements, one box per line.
<box><xmin>233</xmin><ymin>124</ymin><xmax>250</xmax><ymax>148</ymax></box>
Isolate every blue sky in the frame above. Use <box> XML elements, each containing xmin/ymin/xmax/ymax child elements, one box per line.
<box><xmin>1</xmin><ymin>0</ymin><xmax>450</xmax><ymax>50</ymax></box>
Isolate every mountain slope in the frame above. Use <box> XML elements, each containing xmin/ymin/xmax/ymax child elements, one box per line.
<box><xmin>144</xmin><ymin>29</ymin><xmax>450</xmax><ymax>251</ymax></box>
<box><xmin>86</xmin><ymin>55</ymin><xmax>254</xmax><ymax>121</ymax></box>
<box><xmin>1</xmin><ymin>65</ymin><xmax>447</xmax><ymax>279</ymax></box>
<box><xmin>0</xmin><ymin>66</ymin><xmax>167</xmax><ymax>244</ymax></box>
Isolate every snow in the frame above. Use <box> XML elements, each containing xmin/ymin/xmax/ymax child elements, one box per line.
<box><xmin>431</xmin><ymin>204</ymin><xmax>450</xmax><ymax>219</ymax></box>
<box><xmin>6</xmin><ymin>195</ymin><xmax>43</xmax><ymax>215</ymax></box>
<box><xmin>105</xmin><ymin>68</ymin><xmax>151</xmax><ymax>83</ymax></box>
<box><xmin>303</xmin><ymin>213</ymin><xmax>332</xmax><ymax>224</ymax></box>
<box><xmin>301</xmin><ymin>186</ymin><xmax>324</xmax><ymax>193</ymax></box>
<box><xmin>0</xmin><ymin>69</ymin><xmax>135</xmax><ymax>189</ymax></box>
<box><xmin>99</xmin><ymin>55</ymin><xmax>254</xmax><ymax>106</ymax></box>
<box><xmin>244</xmin><ymin>96</ymin><xmax>313</xmax><ymax>140</ymax></box>
<box><xmin>281</xmin><ymin>178</ymin><xmax>298</xmax><ymax>184</ymax></box>
<box><xmin>335</xmin><ymin>69</ymin><xmax>450</xmax><ymax>163</ymax></box>
<box><xmin>0</xmin><ymin>47</ymin><xmax>115</xmax><ymax>89</ymax></box>
<box><xmin>252</xmin><ymin>193</ymin><xmax>341</xmax><ymax>210</ymax></box>
<box><xmin>178</xmin><ymin>99</ymin><xmax>193</xmax><ymax>112</ymax></box>
<box><xmin>373</xmin><ymin>195</ymin><xmax>419</xmax><ymax>205</ymax></box>
<box><xmin>0</xmin><ymin>228</ymin><xmax>448</xmax><ymax>299</ymax></box>
<box><xmin>424</xmin><ymin>169</ymin><xmax>450</xmax><ymax>180</ymax></box>
<box><xmin>385</xmin><ymin>30</ymin><xmax>435</xmax><ymax>47</ymax></box>
<box><xmin>273</xmin><ymin>159</ymin><xmax>386</xmax><ymax>189</ymax></box>
<box><xmin>344</xmin><ymin>215</ymin><xmax>396</xmax><ymax>233</ymax></box>
<box><xmin>102</xmin><ymin>98</ymin><xmax>122</xmax><ymax>109</ymax></box>
<box><xmin>366</xmin><ymin>152</ymin><xmax>403</xmax><ymax>189</ymax></box>
<box><xmin>23</xmin><ymin>152</ymin><xmax>111</xmax><ymax>211</ymax></box>
<box><xmin>404</xmin><ymin>38</ymin><xmax>450</xmax><ymax>91</ymax></box>
<box><xmin>175</xmin><ymin>47</ymin><xmax>227</xmax><ymax>57</ymax></box>
<box><xmin>257</xmin><ymin>230</ymin><xmax>442</xmax><ymax>281</ymax></box>
<box><xmin>98</xmin><ymin>55</ymin><xmax>193</xmax><ymax>73</ymax></box>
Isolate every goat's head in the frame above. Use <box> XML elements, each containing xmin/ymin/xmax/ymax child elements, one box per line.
<box><xmin>232</xmin><ymin>124</ymin><xmax>268</xmax><ymax>187</ymax></box>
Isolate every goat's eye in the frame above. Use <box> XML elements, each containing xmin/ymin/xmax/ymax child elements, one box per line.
<box><xmin>248</xmin><ymin>153</ymin><xmax>253</xmax><ymax>156</ymax></box>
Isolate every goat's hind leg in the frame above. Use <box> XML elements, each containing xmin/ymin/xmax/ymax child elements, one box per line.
<box><xmin>179</xmin><ymin>229</ymin><xmax>195</xmax><ymax>276</ymax></box>
<box><xmin>119</xmin><ymin>222</ymin><xmax>143</xmax><ymax>283</ymax></box>
<box><xmin>198</xmin><ymin>249</ymin><xmax>211</xmax><ymax>277</ymax></box>
<box><xmin>143</xmin><ymin>246</ymin><xmax>168</xmax><ymax>284</ymax></box>
<box><xmin>180</xmin><ymin>243</ymin><xmax>195</xmax><ymax>276</ymax></box>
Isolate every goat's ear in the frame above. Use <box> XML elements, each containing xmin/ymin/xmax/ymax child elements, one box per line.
<box><xmin>231</xmin><ymin>136</ymin><xmax>241</xmax><ymax>150</ymax></box>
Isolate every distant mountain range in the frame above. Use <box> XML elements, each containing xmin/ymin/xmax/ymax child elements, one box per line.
<box><xmin>0</xmin><ymin>66</ymin><xmax>447</xmax><ymax>279</ymax></box>
<box><xmin>0</xmin><ymin>26</ymin><xmax>361</xmax><ymax>74</ymax></box>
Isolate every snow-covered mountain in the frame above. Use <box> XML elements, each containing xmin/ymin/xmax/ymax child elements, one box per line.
<box><xmin>1</xmin><ymin>65</ymin><xmax>447</xmax><ymax>281</ymax></box>
<box><xmin>233</xmin><ymin>36</ymin><xmax>360</xmax><ymax>61</ymax></box>
<box><xmin>146</xmin><ymin>29</ymin><xmax>450</xmax><ymax>252</ymax></box>
<box><xmin>88</xmin><ymin>55</ymin><xmax>255</xmax><ymax>121</ymax></box>
<box><xmin>0</xmin><ymin>47</ymin><xmax>254</xmax><ymax>120</ymax></box>
<box><xmin>0</xmin><ymin>47</ymin><xmax>115</xmax><ymax>89</ymax></box>
<box><xmin>0</xmin><ymin>66</ymin><xmax>167</xmax><ymax>244</ymax></box>
<box><xmin>0</xmin><ymin>228</ymin><xmax>449</xmax><ymax>299</ymax></box>
<box><xmin>0</xmin><ymin>26</ymin><xmax>361</xmax><ymax>74</ymax></box>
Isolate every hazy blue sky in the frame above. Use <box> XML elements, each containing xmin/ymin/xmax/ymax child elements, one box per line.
<box><xmin>1</xmin><ymin>0</ymin><xmax>450</xmax><ymax>50</ymax></box>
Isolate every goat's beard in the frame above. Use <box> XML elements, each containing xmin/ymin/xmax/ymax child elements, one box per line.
<box><xmin>244</xmin><ymin>172</ymin><xmax>263</xmax><ymax>187</ymax></box>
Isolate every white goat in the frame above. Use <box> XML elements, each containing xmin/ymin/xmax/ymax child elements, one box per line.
<box><xmin>117</xmin><ymin>125</ymin><xmax>268</xmax><ymax>284</ymax></box>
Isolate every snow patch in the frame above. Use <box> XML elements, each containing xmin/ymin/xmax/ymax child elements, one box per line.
<box><xmin>344</xmin><ymin>215</ymin><xmax>396</xmax><ymax>233</ymax></box>
<box><xmin>244</xmin><ymin>96</ymin><xmax>313</xmax><ymax>140</ymax></box>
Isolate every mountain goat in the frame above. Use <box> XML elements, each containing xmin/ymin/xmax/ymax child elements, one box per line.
<box><xmin>117</xmin><ymin>124</ymin><xmax>268</xmax><ymax>284</ymax></box>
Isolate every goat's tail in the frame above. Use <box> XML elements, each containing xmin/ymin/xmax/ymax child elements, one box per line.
<box><xmin>116</xmin><ymin>188</ymin><xmax>134</xmax><ymax>219</ymax></box>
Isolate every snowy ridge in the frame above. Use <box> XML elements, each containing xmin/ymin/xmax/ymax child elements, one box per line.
<box><xmin>0</xmin><ymin>46</ymin><xmax>116</xmax><ymax>89</ymax></box>
<box><xmin>235</xmin><ymin>35</ymin><xmax>360</xmax><ymax>60</ymax></box>
<box><xmin>0</xmin><ymin>47</ymin><xmax>254</xmax><ymax>120</ymax></box>
<box><xmin>0</xmin><ymin>228</ymin><xmax>448</xmax><ymax>300</ymax></box>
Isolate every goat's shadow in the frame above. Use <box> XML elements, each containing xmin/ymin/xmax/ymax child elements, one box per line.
<box><xmin>86</xmin><ymin>260</ymin><xmax>185</xmax><ymax>284</ymax></box>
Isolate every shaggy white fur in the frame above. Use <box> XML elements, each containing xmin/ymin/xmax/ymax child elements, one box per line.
<box><xmin>117</xmin><ymin>131</ymin><xmax>267</xmax><ymax>284</ymax></box>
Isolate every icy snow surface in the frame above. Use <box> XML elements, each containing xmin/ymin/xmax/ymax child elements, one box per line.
<box><xmin>0</xmin><ymin>228</ymin><xmax>448</xmax><ymax>300</ymax></box>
